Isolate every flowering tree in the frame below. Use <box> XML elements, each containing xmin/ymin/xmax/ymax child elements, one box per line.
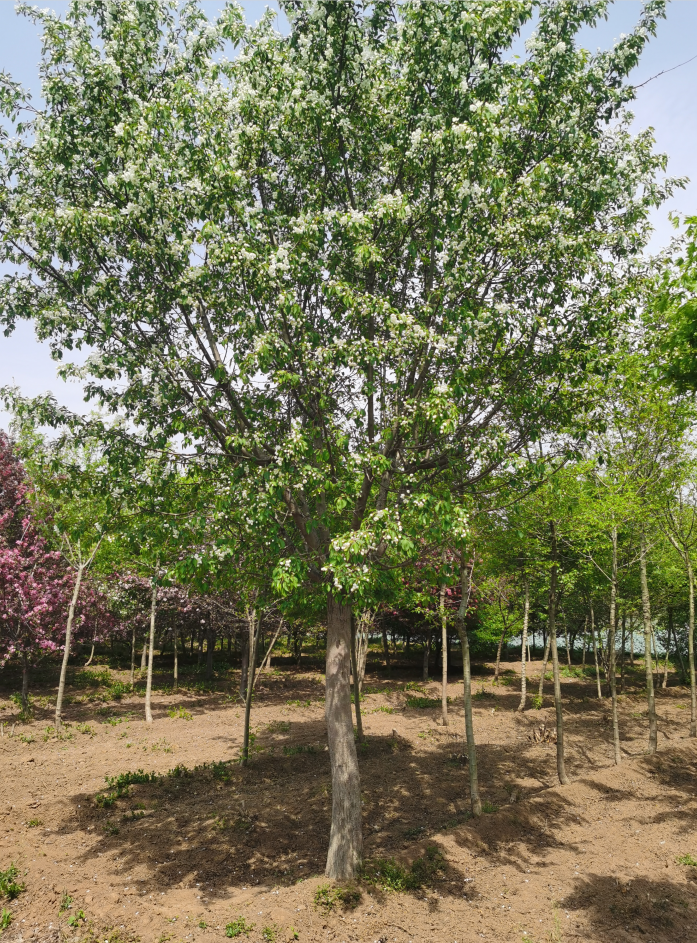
<box><xmin>0</xmin><ymin>0</ymin><xmax>675</xmax><ymax>877</ymax></box>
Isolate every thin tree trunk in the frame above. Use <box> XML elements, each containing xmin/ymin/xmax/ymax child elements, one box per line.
<box><xmin>686</xmin><ymin>557</ymin><xmax>697</xmax><ymax>737</ymax></box>
<box><xmin>239</xmin><ymin>629</ymin><xmax>249</xmax><ymax>698</ymax></box>
<box><xmin>21</xmin><ymin>651</ymin><xmax>29</xmax><ymax>713</ymax></box>
<box><xmin>639</xmin><ymin>537</ymin><xmax>658</xmax><ymax>754</ymax></box>
<box><xmin>494</xmin><ymin>623</ymin><xmax>506</xmax><ymax>683</ymax></box>
<box><xmin>255</xmin><ymin>620</ymin><xmax>283</xmax><ymax>681</ymax></box>
<box><xmin>591</xmin><ymin>601</ymin><xmax>602</xmax><ymax>700</ymax></box>
<box><xmin>241</xmin><ymin>607</ymin><xmax>259</xmax><ymax>766</ymax></box>
<box><xmin>55</xmin><ymin>563</ymin><xmax>84</xmax><ymax>733</ymax></box>
<box><xmin>440</xmin><ymin>581</ymin><xmax>449</xmax><ymax>726</ymax></box>
<box><xmin>422</xmin><ymin>630</ymin><xmax>431</xmax><ymax>682</ymax></box>
<box><xmin>145</xmin><ymin>581</ymin><xmax>158</xmax><ymax>725</ymax></box>
<box><xmin>173</xmin><ymin>623</ymin><xmax>178</xmax><ymax>692</ymax></box>
<box><xmin>582</xmin><ymin>618</ymin><xmax>587</xmax><ymax>667</ymax></box>
<box><xmin>129</xmin><ymin>627</ymin><xmax>136</xmax><ymax>686</ymax></box>
<box><xmin>85</xmin><ymin>641</ymin><xmax>95</xmax><ymax>667</ymax></box>
<box><xmin>671</xmin><ymin>619</ymin><xmax>687</xmax><ymax>680</ymax></box>
<box><xmin>608</xmin><ymin>526</ymin><xmax>621</xmax><ymax>765</ymax></box>
<box><xmin>206</xmin><ymin>620</ymin><xmax>214</xmax><ymax>681</ymax></box>
<box><xmin>563</xmin><ymin>614</ymin><xmax>571</xmax><ymax>667</ymax></box>
<box><xmin>140</xmin><ymin>631</ymin><xmax>148</xmax><ymax>670</ymax></box>
<box><xmin>324</xmin><ymin>593</ymin><xmax>362</xmax><ymax>880</ymax></box>
<box><xmin>518</xmin><ymin>581</ymin><xmax>529</xmax><ymax>712</ymax></box>
<box><xmin>538</xmin><ymin>633</ymin><xmax>551</xmax><ymax>699</ymax></box>
<box><xmin>455</xmin><ymin>559</ymin><xmax>481</xmax><ymax>816</ymax></box>
<box><xmin>381</xmin><ymin>625</ymin><xmax>390</xmax><ymax>676</ymax></box>
<box><xmin>620</xmin><ymin>611</ymin><xmax>626</xmax><ymax>694</ymax></box>
<box><xmin>630</xmin><ymin>623</ymin><xmax>635</xmax><ymax>665</ymax></box>
<box><xmin>662</xmin><ymin>608</ymin><xmax>672</xmax><ymax>689</ymax></box>
<box><xmin>549</xmin><ymin>522</ymin><xmax>569</xmax><ymax>785</ymax></box>
<box><xmin>350</xmin><ymin>615</ymin><xmax>364</xmax><ymax>743</ymax></box>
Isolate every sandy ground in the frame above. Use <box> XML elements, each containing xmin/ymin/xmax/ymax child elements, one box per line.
<box><xmin>1</xmin><ymin>657</ymin><xmax>696</xmax><ymax>943</ymax></box>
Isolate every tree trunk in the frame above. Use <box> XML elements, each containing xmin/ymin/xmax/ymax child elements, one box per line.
<box><xmin>686</xmin><ymin>557</ymin><xmax>697</xmax><ymax>737</ymax></box>
<box><xmin>549</xmin><ymin>523</ymin><xmax>569</xmax><ymax>785</ymax></box>
<box><xmin>350</xmin><ymin>615</ymin><xmax>364</xmax><ymax>743</ymax></box>
<box><xmin>241</xmin><ymin>607</ymin><xmax>259</xmax><ymax>766</ymax></box>
<box><xmin>630</xmin><ymin>623</ymin><xmax>635</xmax><ymax>665</ymax></box>
<box><xmin>21</xmin><ymin>651</ymin><xmax>29</xmax><ymax>713</ymax></box>
<box><xmin>324</xmin><ymin>594</ymin><xmax>362</xmax><ymax>880</ymax></box>
<box><xmin>538</xmin><ymin>633</ymin><xmax>551</xmax><ymax>699</ymax></box>
<box><xmin>381</xmin><ymin>625</ymin><xmax>390</xmax><ymax>676</ymax></box>
<box><xmin>608</xmin><ymin>527</ymin><xmax>621</xmax><ymax>765</ymax></box>
<box><xmin>140</xmin><ymin>631</ymin><xmax>148</xmax><ymax>670</ymax></box>
<box><xmin>239</xmin><ymin>629</ymin><xmax>249</xmax><ymax>698</ymax></box>
<box><xmin>517</xmin><ymin>581</ymin><xmax>529</xmax><ymax>712</ymax></box>
<box><xmin>145</xmin><ymin>581</ymin><xmax>158</xmax><ymax>725</ymax></box>
<box><xmin>55</xmin><ymin>564</ymin><xmax>84</xmax><ymax>733</ymax></box>
<box><xmin>206</xmin><ymin>620</ymin><xmax>214</xmax><ymax>681</ymax></box>
<box><xmin>563</xmin><ymin>615</ymin><xmax>571</xmax><ymax>667</ymax></box>
<box><xmin>662</xmin><ymin>608</ymin><xmax>672</xmax><ymax>690</ymax></box>
<box><xmin>422</xmin><ymin>630</ymin><xmax>431</xmax><ymax>683</ymax></box>
<box><xmin>455</xmin><ymin>560</ymin><xmax>481</xmax><ymax>816</ymax></box>
<box><xmin>85</xmin><ymin>641</ymin><xmax>95</xmax><ymax>667</ymax></box>
<box><xmin>591</xmin><ymin>601</ymin><xmax>602</xmax><ymax>700</ymax></box>
<box><xmin>639</xmin><ymin>537</ymin><xmax>658</xmax><ymax>754</ymax></box>
<box><xmin>619</xmin><ymin>611</ymin><xmax>626</xmax><ymax>694</ymax></box>
<box><xmin>173</xmin><ymin>623</ymin><xmax>179</xmax><ymax>692</ymax></box>
<box><xmin>494</xmin><ymin>624</ymin><xmax>506</xmax><ymax>683</ymax></box>
<box><xmin>129</xmin><ymin>627</ymin><xmax>136</xmax><ymax>686</ymax></box>
<box><xmin>581</xmin><ymin>617</ymin><xmax>587</xmax><ymax>667</ymax></box>
<box><xmin>440</xmin><ymin>581</ymin><xmax>449</xmax><ymax>726</ymax></box>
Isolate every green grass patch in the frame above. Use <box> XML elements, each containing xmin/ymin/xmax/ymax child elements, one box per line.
<box><xmin>361</xmin><ymin>846</ymin><xmax>445</xmax><ymax>891</ymax></box>
<box><xmin>1</xmin><ymin>908</ymin><xmax>12</xmax><ymax>931</ymax></box>
<box><xmin>282</xmin><ymin>744</ymin><xmax>317</xmax><ymax>756</ymax></box>
<box><xmin>225</xmin><ymin>917</ymin><xmax>254</xmax><ymax>938</ymax></box>
<box><xmin>676</xmin><ymin>854</ymin><xmax>697</xmax><ymax>867</ymax></box>
<box><xmin>406</xmin><ymin>696</ymin><xmax>443</xmax><ymax>709</ymax></box>
<box><xmin>314</xmin><ymin>883</ymin><xmax>361</xmax><ymax>911</ymax></box>
<box><xmin>0</xmin><ymin>865</ymin><xmax>24</xmax><ymax>901</ymax></box>
<box><xmin>167</xmin><ymin>706</ymin><xmax>192</xmax><ymax>720</ymax></box>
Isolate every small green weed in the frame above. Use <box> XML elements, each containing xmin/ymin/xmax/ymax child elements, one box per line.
<box><xmin>482</xmin><ymin>801</ymin><xmax>499</xmax><ymax>814</ymax></box>
<box><xmin>18</xmin><ymin>734</ymin><xmax>35</xmax><ymax>744</ymax></box>
<box><xmin>0</xmin><ymin>865</ymin><xmax>24</xmax><ymax>901</ymax></box>
<box><xmin>267</xmin><ymin>720</ymin><xmax>290</xmax><ymax>733</ymax></box>
<box><xmin>473</xmin><ymin>688</ymin><xmax>493</xmax><ymax>700</ymax></box>
<box><xmin>198</xmin><ymin>921</ymin><xmax>207</xmax><ymax>929</ymax></box>
<box><xmin>314</xmin><ymin>883</ymin><xmax>361</xmax><ymax>911</ymax></box>
<box><xmin>225</xmin><ymin>916</ymin><xmax>254</xmax><ymax>938</ymax></box>
<box><xmin>530</xmin><ymin>694</ymin><xmax>543</xmax><ymax>710</ymax></box>
<box><xmin>362</xmin><ymin>846</ymin><xmax>445</xmax><ymax>891</ymax></box>
<box><xmin>76</xmin><ymin>723</ymin><xmax>94</xmax><ymax>736</ymax></box>
<box><xmin>27</xmin><ymin>819</ymin><xmax>43</xmax><ymax>828</ymax></box>
<box><xmin>167</xmin><ymin>706</ymin><xmax>192</xmax><ymax>721</ymax></box>
<box><xmin>676</xmin><ymin>854</ymin><xmax>697</xmax><ymax>867</ymax></box>
<box><xmin>66</xmin><ymin>910</ymin><xmax>86</xmax><ymax>927</ymax></box>
<box><xmin>286</xmin><ymin>699</ymin><xmax>312</xmax><ymax>708</ymax></box>
<box><xmin>370</xmin><ymin>705</ymin><xmax>395</xmax><ymax>714</ymax></box>
<box><xmin>262</xmin><ymin>925</ymin><xmax>280</xmax><ymax>942</ymax></box>
<box><xmin>283</xmin><ymin>744</ymin><xmax>316</xmax><ymax>756</ymax></box>
<box><xmin>103</xmin><ymin>819</ymin><xmax>120</xmax><ymax>836</ymax></box>
<box><xmin>1</xmin><ymin>908</ymin><xmax>12</xmax><ymax>931</ymax></box>
<box><xmin>406</xmin><ymin>696</ymin><xmax>443</xmax><ymax>709</ymax></box>
<box><xmin>403</xmin><ymin>682</ymin><xmax>427</xmax><ymax>693</ymax></box>
<box><xmin>72</xmin><ymin>668</ymin><xmax>112</xmax><ymax>687</ymax></box>
<box><xmin>59</xmin><ymin>891</ymin><xmax>73</xmax><ymax>913</ymax></box>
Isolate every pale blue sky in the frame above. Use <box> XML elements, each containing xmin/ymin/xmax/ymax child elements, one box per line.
<box><xmin>1</xmin><ymin>0</ymin><xmax>696</xmax><ymax>429</ymax></box>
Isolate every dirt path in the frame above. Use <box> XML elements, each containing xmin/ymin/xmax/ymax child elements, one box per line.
<box><xmin>1</xmin><ymin>660</ymin><xmax>696</xmax><ymax>943</ymax></box>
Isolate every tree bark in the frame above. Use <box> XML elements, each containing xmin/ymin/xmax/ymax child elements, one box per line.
<box><xmin>639</xmin><ymin>537</ymin><xmax>657</xmax><ymax>753</ymax></box>
<box><xmin>440</xmin><ymin>581</ymin><xmax>449</xmax><ymax>726</ymax></box>
<box><xmin>129</xmin><ymin>627</ymin><xmax>136</xmax><ymax>686</ymax></box>
<box><xmin>145</xmin><ymin>581</ymin><xmax>158</xmax><ymax>725</ymax></box>
<box><xmin>422</xmin><ymin>630</ymin><xmax>431</xmax><ymax>682</ymax></box>
<box><xmin>549</xmin><ymin>522</ymin><xmax>569</xmax><ymax>785</ymax></box>
<box><xmin>241</xmin><ymin>607</ymin><xmax>259</xmax><ymax>766</ymax></box>
<box><xmin>21</xmin><ymin>651</ymin><xmax>29</xmax><ymax>713</ymax></box>
<box><xmin>350</xmin><ymin>614</ymin><xmax>364</xmax><ymax>743</ymax></box>
<box><xmin>140</xmin><ymin>631</ymin><xmax>148</xmax><ymax>670</ymax></box>
<box><xmin>494</xmin><ymin>623</ymin><xmax>506</xmax><ymax>683</ymax></box>
<box><xmin>239</xmin><ymin>629</ymin><xmax>249</xmax><ymax>698</ymax></box>
<box><xmin>517</xmin><ymin>581</ymin><xmax>529</xmax><ymax>712</ymax></box>
<box><xmin>325</xmin><ymin>594</ymin><xmax>362</xmax><ymax>880</ymax></box>
<box><xmin>563</xmin><ymin>614</ymin><xmax>572</xmax><ymax>667</ymax></box>
<box><xmin>85</xmin><ymin>641</ymin><xmax>95</xmax><ymax>667</ymax></box>
<box><xmin>455</xmin><ymin>559</ymin><xmax>481</xmax><ymax>816</ymax></box>
<box><xmin>608</xmin><ymin>527</ymin><xmax>621</xmax><ymax>765</ymax></box>
<box><xmin>591</xmin><ymin>601</ymin><xmax>602</xmax><ymax>700</ymax></box>
<box><xmin>686</xmin><ymin>557</ymin><xmax>697</xmax><ymax>737</ymax></box>
<box><xmin>55</xmin><ymin>563</ymin><xmax>84</xmax><ymax>732</ymax></box>
<box><xmin>538</xmin><ymin>633</ymin><xmax>551</xmax><ymax>699</ymax></box>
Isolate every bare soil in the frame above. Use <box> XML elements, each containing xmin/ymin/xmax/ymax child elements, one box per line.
<box><xmin>1</xmin><ymin>656</ymin><xmax>696</xmax><ymax>943</ymax></box>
